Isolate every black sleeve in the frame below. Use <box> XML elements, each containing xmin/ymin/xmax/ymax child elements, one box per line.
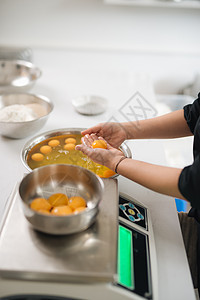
<box><xmin>178</xmin><ymin>156</ymin><xmax>200</xmax><ymax>209</ymax></box>
<box><xmin>183</xmin><ymin>93</ymin><xmax>200</xmax><ymax>134</ymax></box>
<box><xmin>178</xmin><ymin>93</ymin><xmax>200</xmax><ymax>208</ymax></box>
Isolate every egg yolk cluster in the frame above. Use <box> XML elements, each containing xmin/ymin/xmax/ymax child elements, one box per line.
<box><xmin>31</xmin><ymin>139</ymin><xmax>61</xmax><ymax>162</ymax></box>
<box><xmin>63</xmin><ymin>137</ymin><xmax>76</xmax><ymax>150</ymax></box>
<box><xmin>30</xmin><ymin>193</ymin><xmax>87</xmax><ymax>216</ymax></box>
<box><xmin>31</xmin><ymin>138</ymin><xmax>77</xmax><ymax>162</ymax></box>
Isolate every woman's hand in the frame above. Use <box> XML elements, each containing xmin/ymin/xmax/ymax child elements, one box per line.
<box><xmin>75</xmin><ymin>134</ymin><xmax>125</xmax><ymax>171</ymax></box>
<box><xmin>81</xmin><ymin>122</ymin><xmax>129</xmax><ymax>148</ymax></box>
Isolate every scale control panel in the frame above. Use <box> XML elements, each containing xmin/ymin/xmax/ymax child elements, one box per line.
<box><xmin>116</xmin><ymin>193</ymin><xmax>157</xmax><ymax>300</ymax></box>
<box><xmin>119</xmin><ymin>195</ymin><xmax>148</xmax><ymax>230</ymax></box>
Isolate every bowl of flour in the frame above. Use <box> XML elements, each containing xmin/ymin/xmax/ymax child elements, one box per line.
<box><xmin>0</xmin><ymin>93</ymin><xmax>53</xmax><ymax>139</ymax></box>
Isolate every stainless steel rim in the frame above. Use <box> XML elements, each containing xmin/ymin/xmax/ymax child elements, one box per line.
<box><xmin>21</xmin><ymin>128</ymin><xmax>132</xmax><ymax>175</ymax></box>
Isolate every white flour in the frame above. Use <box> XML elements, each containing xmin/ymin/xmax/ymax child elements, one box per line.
<box><xmin>0</xmin><ymin>104</ymin><xmax>45</xmax><ymax>122</ymax></box>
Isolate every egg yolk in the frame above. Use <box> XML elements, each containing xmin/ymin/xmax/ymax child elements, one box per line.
<box><xmin>102</xmin><ymin>169</ymin><xmax>116</xmax><ymax>178</ymax></box>
<box><xmin>92</xmin><ymin>139</ymin><xmax>107</xmax><ymax>149</ymax></box>
<box><xmin>30</xmin><ymin>197</ymin><xmax>52</xmax><ymax>212</ymax></box>
<box><xmin>31</xmin><ymin>153</ymin><xmax>44</xmax><ymax>161</ymax></box>
<box><xmin>48</xmin><ymin>193</ymin><xmax>69</xmax><ymax>207</ymax></box>
<box><xmin>40</xmin><ymin>145</ymin><xmax>52</xmax><ymax>154</ymax></box>
<box><xmin>65</xmin><ymin>138</ymin><xmax>77</xmax><ymax>144</ymax></box>
<box><xmin>64</xmin><ymin>143</ymin><xmax>75</xmax><ymax>150</ymax></box>
<box><xmin>48</xmin><ymin>139</ymin><xmax>60</xmax><ymax>147</ymax></box>
<box><xmin>68</xmin><ymin>196</ymin><xmax>87</xmax><ymax>210</ymax></box>
<box><xmin>74</xmin><ymin>206</ymin><xmax>86</xmax><ymax>214</ymax></box>
<box><xmin>51</xmin><ymin>205</ymin><xmax>73</xmax><ymax>216</ymax></box>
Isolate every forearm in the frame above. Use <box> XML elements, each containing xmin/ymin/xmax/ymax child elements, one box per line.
<box><xmin>122</xmin><ymin>109</ymin><xmax>192</xmax><ymax>140</ymax></box>
<box><xmin>116</xmin><ymin>158</ymin><xmax>187</xmax><ymax>200</ymax></box>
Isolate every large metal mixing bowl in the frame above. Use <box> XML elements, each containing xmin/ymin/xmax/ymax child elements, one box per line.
<box><xmin>19</xmin><ymin>164</ymin><xmax>104</xmax><ymax>235</ymax></box>
<box><xmin>21</xmin><ymin>128</ymin><xmax>132</xmax><ymax>177</ymax></box>
<box><xmin>0</xmin><ymin>93</ymin><xmax>53</xmax><ymax>138</ymax></box>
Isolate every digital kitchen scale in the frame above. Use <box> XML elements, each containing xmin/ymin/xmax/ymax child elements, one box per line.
<box><xmin>0</xmin><ymin>179</ymin><xmax>158</xmax><ymax>300</ymax></box>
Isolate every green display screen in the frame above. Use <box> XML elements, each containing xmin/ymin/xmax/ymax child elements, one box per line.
<box><xmin>117</xmin><ymin>225</ymin><xmax>134</xmax><ymax>290</ymax></box>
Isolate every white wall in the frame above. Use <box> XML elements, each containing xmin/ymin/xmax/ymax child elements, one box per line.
<box><xmin>0</xmin><ymin>0</ymin><xmax>200</xmax><ymax>55</ymax></box>
<box><xmin>0</xmin><ymin>0</ymin><xmax>200</xmax><ymax>95</ymax></box>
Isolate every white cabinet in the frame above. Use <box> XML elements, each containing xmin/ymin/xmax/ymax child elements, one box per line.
<box><xmin>104</xmin><ymin>0</ymin><xmax>200</xmax><ymax>9</ymax></box>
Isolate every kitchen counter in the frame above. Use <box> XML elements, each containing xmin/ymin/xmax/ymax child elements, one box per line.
<box><xmin>0</xmin><ymin>48</ymin><xmax>196</xmax><ymax>300</ymax></box>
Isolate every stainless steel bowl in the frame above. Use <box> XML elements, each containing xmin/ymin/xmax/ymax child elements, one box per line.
<box><xmin>21</xmin><ymin>128</ymin><xmax>132</xmax><ymax>177</ymax></box>
<box><xmin>0</xmin><ymin>60</ymin><xmax>41</xmax><ymax>93</ymax></box>
<box><xmin>0</xmin><ymin>93</ymin><xmax>53</xmax><ymax>138</ymax></box>
<box><xmin>19</xmin><ymin>164</ymin><xmax>104</xmax><ymax>235</ymax></box>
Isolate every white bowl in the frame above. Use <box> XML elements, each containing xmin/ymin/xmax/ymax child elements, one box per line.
<box><xmin>72</xmin><ymin>95</ymin><xmax>107</xmax><ymax>115</ymax></box>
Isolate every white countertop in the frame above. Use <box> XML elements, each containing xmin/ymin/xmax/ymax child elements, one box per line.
<box><xmin>0</xmin><ymin>48</ymin><xmax>196</xmax><ymax>300</ymax></box>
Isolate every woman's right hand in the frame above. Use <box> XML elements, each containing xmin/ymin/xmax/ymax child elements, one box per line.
<box><xmin>81</xmin><ymin>122</ymin><xmax>129</xmax><ymax>148</ymax></box>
